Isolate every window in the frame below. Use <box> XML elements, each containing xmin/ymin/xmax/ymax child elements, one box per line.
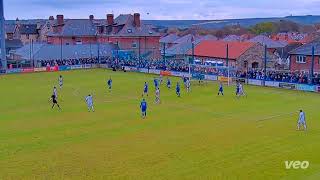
<box><xmin>132</xmin><ymin>42</ymin><xmax>138</xmax><ymax>48</ymax></box>
<box><xmin>75</xmin><ymin>38</ymin><xmax>82</xmax><ymax>45</ymax></box>
<box><xmin>26</xmin><ymin>34</ymin><xmax>30</xmax><ymax>39</ymax></box>
<box><xmin>296</xmin><ymin>55</ymin><xmax>306</xmax><ymax>63</ymax></box>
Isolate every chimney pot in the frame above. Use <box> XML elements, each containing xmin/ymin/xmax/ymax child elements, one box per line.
<box><xmin>89</xmin><ymin>15</ymin><xmax>94</xmax><ymax>20</ymax></box>
<box><xmin>49</xmin><ymin>16</ymin><xmax>54</xmax><ymax>20</ymax></box>
<box><xmin>57</xmin><ymin>15</ymin><xmax>64</xmax><ymax>25</ymax></box>
<box><xmin>107</xmin><ymin>14</ymin><xmax>114</xmax><ymax>25</ymax></box>
<box><xmin>134</xmin><ymin>13</ymin><xmax>141</xmax><ymax>27</ymax></box>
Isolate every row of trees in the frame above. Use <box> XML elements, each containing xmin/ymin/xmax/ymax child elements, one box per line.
<box><xmin>165</xmin><ymin>20</ymin><xmax>320</xmax><ymax>38</ymax></box>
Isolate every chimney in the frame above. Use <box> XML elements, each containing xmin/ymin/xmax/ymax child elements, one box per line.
<box><xmin>49</xmin><ymin>16</ymin><xmax>54</xmax><ymax>20</ymax></box>
<box><xmin>57</xmin><ymin>15</ymin><xmax>64</xmax><ymax>25</ymax></box>
<box><xmin>107</xmin><ymin>14</ymin><xmax>114</xmax><ymax>26</ymax></box>
<box><xmin>134</xmin><ymin>13</ymin><xmax>141</xmax><ymax>27</ymax></box>
<box><xmin>89</xmin><ymin>15</ymin><xmax>94</xmax><ymax>21</ymax></box>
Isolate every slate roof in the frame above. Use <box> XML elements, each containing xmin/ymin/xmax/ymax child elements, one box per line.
<box><xmin>188</xmin><ymin>40</ymin><xmax>256</xmax><ymax>59</ymax></box>
<box><xmin>223</xmin><ymin>35</ymin><xmax>242</xmax><ymax>42</ymax></box>
<box><xmin>289</xmin><ymin>38</ymin><xmax>320</xmax><ymax>56</ymax></box>
<box><xmin>5</xmin><ymin>39</ymin><xmax>23</xmax><ymax>49</ymax></box>
<box><xmin>173</xmin><ymin>34</ymin><xmax>200</xmax><ymax>44</ymax></box>
<box><xmin>249</xmin><ymin>35</ymin><xmax>287</xmax><ymax>48</ymax></box>
<box><xmin>160</xmin><ymin>34</ymin><xmax>180</xmax><ymax>43</ymax></box>
<box><xmin>165</xmin><ymin>34</ymin><xmax>219</xmax><ymax>56</ymax></box>
<box><xmin>5</xmin><ymin>24</ymin><xmax>15</xmax><ymax>33</ymax></box>
<box><xmin>48</xmin><ymin>14</ymin><xmax>160</xmax><ymax>37</ymax></box>
<box><xmin>19</xmin><ymin>24</ymin><xmax>38</xmax><ymax>34</ymax></box>
<box><xmin>275</xmin><ymin>42</ymin><xmax>302</xmax><ymax>59</ymax></box>
<box><xmin>48</xmin><ymin>19</ymin><xmax>98</xmax><ymax>37</ymax></box>
<box><xmin>0</xmin><ymin>39</ymin><xmax>23</xmax><ymax>49</ymax></box>
<box><xmin>14</xmin><ymin>43</ymin><xmax>119</xmax><ymax>60</ymax></box>
<box><xmin>166</xmin><ymin>42</ymin><xmax>193</xmax><ymax>56</ymax></box>
<box><xmin>195</xmin><ymin>34</ymin><xmax>218</xmax><ymax>44</ymax></box>
<box><xmin>108</xmin><ymin>15</ymin><xmax>160</xmax><ymax>37</ymax></box>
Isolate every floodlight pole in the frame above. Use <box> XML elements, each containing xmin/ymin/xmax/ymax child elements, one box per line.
<box><xmin>226</xmin><ymin>44</ymin><xmax>230</xmax><ymax>86</ymax></box>
<box><xmin>163</xmin><ymin>43</ymin><xmax>166</xmax><ymax>66</ymax></box>
<box><xmin>190</xmin><ymin>41</ymin><xmax>195</xmax><ymax>81</ymax></box>
<box><xmin>0</xmin><ymin>0</ymin><xmax>6</xmax><ymax>70</ymax></box>
<box><xmin>264</xmin><ymin>45</ymin><xmax>267</xmax><ymax>86</ymax></box>
<box><xmin>310</xmin><ymin>46</ymin><xmax>315</xmax><ymax>85</ymax></box>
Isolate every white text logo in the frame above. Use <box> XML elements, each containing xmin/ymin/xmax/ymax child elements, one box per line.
<box><xmin>285</xmin><ymin>161</ymin><xmax>309</xmax><ymax>169</ymax></box>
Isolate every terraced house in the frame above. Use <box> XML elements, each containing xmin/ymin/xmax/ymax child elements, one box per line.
<box><xmin>289</xmin><ymin>38</ymin><xmax>320</xmax><ymax>72</ymax></box>
<box><xmin>47</xmin><ymin>13</ymin><xmax>161</xmax><ymax>59</ymax></box>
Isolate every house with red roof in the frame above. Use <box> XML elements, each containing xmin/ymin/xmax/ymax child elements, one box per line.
<box><xmin>189</xmin><ymin>40</ymin><xmax>278</xmax><ymax>70</ymax></box>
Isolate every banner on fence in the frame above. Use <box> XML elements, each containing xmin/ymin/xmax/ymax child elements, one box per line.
<box><xmin>139</xmin><ymin>68</ymin><xmax>149</xmax><ymax>73</ymax></box>
<box><xmin>265</xmin><ymin>81</ymin><xmax>280</xmax><ymax>87</ymax></box>
<box><xmin>218</xmin><ymin>76</ymin><xmax>231</xmax><ymax>83</ymax></box>
<box><xmin>0</xmin><ymin>69</ymin><xmax>6</xmax><ymax>74</ymax></box>
<box><xmin>205</xmin><ymin>75</ymin><xmax>218</xmax><ymax>81</ymax></box>
<box><xmin>59</xmin><ymin>66</ymin><xmax>71</xmax><ymax>71</ymax></box>
<box><xmin>51</xmin><ymin>66</ymin><xmax>59</xmax><ymax>71</ymax></box>
<box><xmin>91</xmin><ymin>64</ymin><xmax>99</xmax><ymax>68</ymax></box>
<box><xmin>170</xmin><ymin>71</ymin><xmax>188</xmax><ymax>77</ymax></box>
<box><xmin>22</xmin><ymin>68</ymin><xmax>34</xmax><ymax>73</ymax></box>
<box><xmin>124</xmin><ymin>66</ymin><xmax>138</xmax><ymax>72</ymax></box>
<box><xmin>71</xmin><ymin>65</ymin><xmax>83</xmax><ymax>70</ymax></box>
<box><xmin>160</xmin><ymin>71</ymin><xmax>172</xmax><ymax>76</ymax></box>
<box><xmin>248</xmin><ymin>79</ymin><xmax>262</xmax><ymax>86</ymax></box>
<box><xmin>83</xmin><ymin>64</ymin><xmax>92</xmax><ymax>69</ymax></box>
<box><xmin>296</xmin><ymin>84</ymin><xmax>315</xmax><ymax>92</ymax></box>
<box><xmin>34</xmin><ymin>67</ymin><xmax>47</xmax><ymax>72</ymax></box>
<box><xmin>149</xmin><ymin>69</ymin><xmax>160</xmax><ymax>75</ymax></box>
<box><xmin>279</xmin><ymin>82</ymin><xmax>296</xmax><ymax>90</ymax></box>
<box><xmin>6</xmin><ymin>68</ymin><xmax>22</xmax><ymax>74</ymax></box>
<box><xmin>236</xmin><ymin>78</ymin><xmax>246</xmax><ymax>83</ymax></box>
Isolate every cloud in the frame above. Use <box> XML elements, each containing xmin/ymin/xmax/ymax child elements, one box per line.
<box><xmin>3</xmin><ymin>0</ymin><xmax>320</xmax><ymax>20</ymax></box>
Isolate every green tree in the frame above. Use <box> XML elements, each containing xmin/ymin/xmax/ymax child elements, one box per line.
<box><xmin>250</xmin><ymin>22</ymin><xmax>276</xmax><ymax>35</ymax></box>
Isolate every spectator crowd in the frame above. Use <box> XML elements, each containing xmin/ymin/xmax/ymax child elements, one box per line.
<box><xmin>35</xmin><ymin>57</ymin><xmax>320</xmax><ymax>85</ymax></box>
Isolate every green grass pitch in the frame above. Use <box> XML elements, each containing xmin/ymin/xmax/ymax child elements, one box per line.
<box><xmin>0</xmin><ymin>69</ymin><xmax>319</xmax><ymax>179</ymax></box>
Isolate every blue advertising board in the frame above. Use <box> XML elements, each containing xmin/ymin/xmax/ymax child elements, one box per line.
<box><xmin>6</xmin><ymin>68</ymin><xmax>22</xmax><ymax>74</ymax></box>
<box><xmin>59</xmin><ymin>65</ymin><xmax>71</xmax><ymax>71</ymax></box>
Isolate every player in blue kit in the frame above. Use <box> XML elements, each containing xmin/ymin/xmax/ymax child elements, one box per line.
<box><xmin>218</xmin><ymin>82</ymin><xmax>224</xmax><ymax>96</ymax></box>
<box><xmin>107</xmin><ymin>77</ymin><xmax>112</xmax><ymax>91</ymax></box>
<box><xmin>154</xmin><ymin>78</ymin><xmax>159</xmax><ymax>89</ymax></box>
<box><xmin>140</xmin><ymin>98</ymin><xmax>147</xmax><ymax>119</ymax></box>
<box><xmin>167</xmin><ymin>78</ymin><xmax>171</xmax><ymax>89</ymax></box>
<box><xmin>183</xmin><ymin>76</ymin><xmax>188</xmax><ymax>88</ymax></box>
<box><xmin>236</xmin><ymin>82</ymin><xmax>240</xmax><ymax>96</ymax></box>
<box><xmin>143</xmin><ymin>82</ymin><xmax>149</xmax><ymax>96</ymax></box>
<box><xmin>176</xmin><ymin>82</ymin><xmax>181</xmax><ymax>97</ymax></box>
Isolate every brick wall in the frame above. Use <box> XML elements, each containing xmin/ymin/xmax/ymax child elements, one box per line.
<box><xmin>290</xmin><ymin>55</ymin><xmax>320</xmax><ymax>73</ymax></box>
<box><xmin>20</xmin><ymin>34</ymin><xmax>39</xmax><ymax>45</ymax></box>
<box><xmin>237</xmin><ymin>43</ymin><xmax>278</xmax><ymax>71</ymax></box>
<box><xmin>47</xmin><ymin>36</ymin><xmax>97</xmax><ymax>45</ymax></box>
<box><xmin>98</xmin><ymin>36</ymin><xmax>160</xmax><ymax>59</ymax></box>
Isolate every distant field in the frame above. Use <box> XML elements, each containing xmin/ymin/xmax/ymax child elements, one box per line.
<box><xmin>0</xmin><ymin>69</ymin><xmax>319</xmax><ymax>179</ymax></box>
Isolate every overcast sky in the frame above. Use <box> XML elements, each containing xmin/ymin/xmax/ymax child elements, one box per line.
<box><xmin>4</xmin><ymin>0</ymin><xmax>320</xmax><ymax>20</ymax></box>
